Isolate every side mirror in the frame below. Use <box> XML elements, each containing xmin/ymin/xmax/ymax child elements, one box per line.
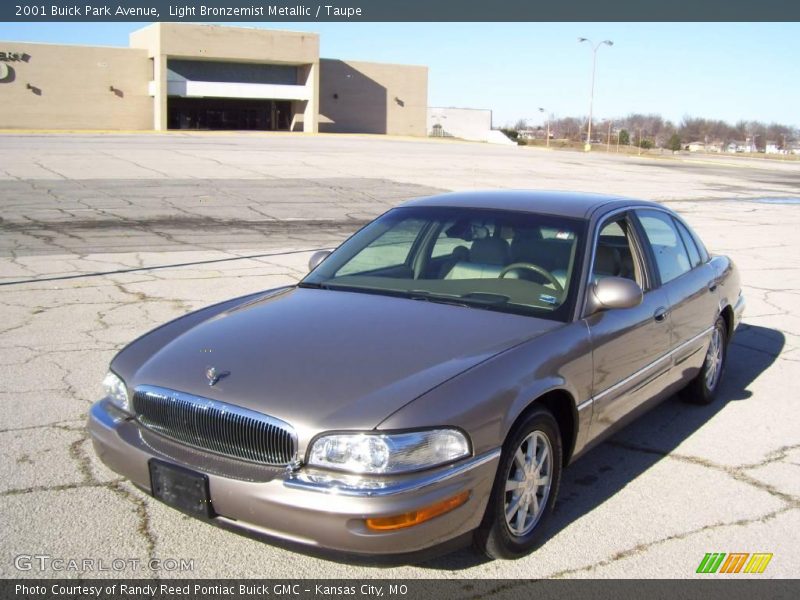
<box><xmin>585</xmin><ymin>277</ymin><xmax>643</xmax><ymax>315</ymax></box>
<box><xmin>308</xmin><ymin>250</ymin><xmax>331</xmax><ymax>272</ymax></box>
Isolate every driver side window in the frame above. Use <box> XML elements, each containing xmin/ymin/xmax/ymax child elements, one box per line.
<box><xmin>593</xmin><ymin>218</ymin><xmax>643</xmax><ymax>286</ymax></box>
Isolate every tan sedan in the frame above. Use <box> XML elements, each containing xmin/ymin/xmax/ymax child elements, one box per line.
<box><xmin>89</xmin><ymin>191</ymin><xmax>744</xmax><ymax>559</ymax></box>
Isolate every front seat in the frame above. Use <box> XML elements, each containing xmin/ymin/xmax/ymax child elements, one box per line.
<box><xmin>444</xmin><ymin>237</ymin><xmax>511</xmax><ymax>279</ymax></box>
<box><xmin>592</xmin><ymin>245</ymin><xmax>622</xmax><ymax>282</ymax></box>
<box><xmin>510</xmin><ymin>228</ymin><xmax>545</xmax><ymax>264</ymax></box>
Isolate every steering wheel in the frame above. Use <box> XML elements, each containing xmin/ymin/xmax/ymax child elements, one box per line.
<box><xmin>499</xmin><ymin>262</ymin><xmax>564</xmax><ymax>293</ymax></box>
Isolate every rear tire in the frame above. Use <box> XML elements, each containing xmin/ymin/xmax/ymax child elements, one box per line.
<box><xmin>473</xmin><ymin>407</ymin><xmax>562</xmax><ymax>559</ymax></box>
<box><xmin>682</xmin><ymin>316</ymin><xmax>727</xmax><ymax>405</ymax></box>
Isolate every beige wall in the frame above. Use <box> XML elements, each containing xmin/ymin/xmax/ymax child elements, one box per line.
<box><xmin>0</xmin><ymin>27</ymin><xmax>427</xmax><ymax>135</ymax></box>
<box><xmin>131</xmin><ymin>23</ymin><xmax>319</xmax><ymax>65</ymax></box>
<box><xmin>0</xmin><ymin>42</ymin><xmax>152</xmax><ymax>130</ymax></box>
<box><xmin>319</xmin><ymin>59</ymin><xmax>428</xmax><ymax>136</ymax></box>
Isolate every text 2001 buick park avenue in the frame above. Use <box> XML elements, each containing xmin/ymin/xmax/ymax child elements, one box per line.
<box><xmin>89</xmin><ymin>191</ymin><xmax>744</xmax><ymax>559</ymax></box>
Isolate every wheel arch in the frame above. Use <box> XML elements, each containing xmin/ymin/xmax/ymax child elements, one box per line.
<box><xmin>507</xmin><ymin>388</ymin><xmax>578</xmax><ymax>467</ymax></box>
<box><xmin>720</xmin><ymin>304</ymin><xmax>735</xmax><ymax>343</ymax></box>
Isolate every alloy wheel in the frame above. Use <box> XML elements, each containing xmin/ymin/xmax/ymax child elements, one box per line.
<box><xmin>704</xmin><ymin>326</ymin><xmax>724</xmax><ymax>391</ymax></box>
<box><xmin>503</xmin><ymin>430</ymin><xmax>553</xmax><ymax>537</ymax></box>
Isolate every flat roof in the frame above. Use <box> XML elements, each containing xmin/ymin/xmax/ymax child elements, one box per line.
<box><xmin>401</xmin><ymin>190</ymin><xmax>661</xmax><ymax>219</ymax></box>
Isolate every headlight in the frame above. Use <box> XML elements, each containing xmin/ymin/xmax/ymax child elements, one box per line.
<box><xmin>307</xmin><ymin>429</ymin><xmax>470</xmax><ymax>474</ymax></box>
<box><xmin>102</xmin><ymin>371</ymin><xmax>130</xmax><ymax>413</ymax></box>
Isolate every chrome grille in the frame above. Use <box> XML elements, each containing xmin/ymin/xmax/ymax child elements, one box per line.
<box><xmin>132</xmin><ymin>385</ymin><xmax>296</xmax><ymax>466</ymax></box>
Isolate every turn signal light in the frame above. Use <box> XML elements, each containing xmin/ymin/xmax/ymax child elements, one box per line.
<box><xmin>365</xmin><ymin>491</ymin><xmax>470</xmax><ymax>531</ymax></box>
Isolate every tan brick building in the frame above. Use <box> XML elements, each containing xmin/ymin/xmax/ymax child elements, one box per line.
<box><xmin>0</xmin><ymin>23</ymin><xmax>428</xmax><ymax>135</ymax></box>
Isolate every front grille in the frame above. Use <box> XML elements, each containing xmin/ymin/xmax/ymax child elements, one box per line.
<box><xmin>132</xmin><ymin>385</ymin><xmax>296</xmax><ymax>466</ymax></box>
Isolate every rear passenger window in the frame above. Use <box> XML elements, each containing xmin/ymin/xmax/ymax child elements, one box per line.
<box><xmin>637</xmin><ymin>210</ymin><xmax>692</xmax><ymax>284</ymax></box>
<box><xmin>674</xmin><ymin>218</ymin><xmax>702</xmax><ymax>268</ymax></box>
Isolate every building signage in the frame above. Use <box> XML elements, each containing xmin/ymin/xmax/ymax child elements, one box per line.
<box><xmin>0</xmin><ymin>52</ymin><xmax>27</xmax><ymax>61</ymax></box>
<box><xmin>0</xmin><ymin>51</ymin><xmax>29</xmax><ymax>83</ymax></box>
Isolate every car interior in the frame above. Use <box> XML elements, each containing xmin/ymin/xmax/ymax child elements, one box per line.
<box><xmin>593</xmin><ymin>220</ymin><xmax>639</xmax><ymax>284</ymax></box>
<box><xmin>311</xmin><ymin>211</ymin><xmax>587</xmax><ymax>318</ymax></box>
<box><xmin>430</xmin><ymin>219</ymin><xmax>579</xmax><ymax>293</ymax></box>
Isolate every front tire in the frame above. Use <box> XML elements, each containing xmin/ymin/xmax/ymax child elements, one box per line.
<box><xmin>682</xmin><ymin>316</ymin><xmax>727</xmax><ymax>405</ymax></box>
<box><xmin>473</xmin><ymin>407</ymin><xmax>562</xmax><ymax>559</ymax></box>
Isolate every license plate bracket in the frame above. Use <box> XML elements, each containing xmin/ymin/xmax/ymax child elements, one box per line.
<box><xmin>149</xmin><ymin>459</ymin><xmax>214</xmax><ymax>518</ymax></box>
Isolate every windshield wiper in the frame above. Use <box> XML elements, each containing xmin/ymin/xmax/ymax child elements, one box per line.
<box><xmin>297</xmin><ymin>281</ymin><xmax>333</xmax><ymax>290</ymax></box>
<box><xmin>405</xmin><ymin>290</ymin><xmax>470</xmax><ymax>308</ymax></box>
<box><xmin>299</xmin><ymin>281</ymin><xmax>403</xmax><ymax>297</ymax></box>
<box><xmin>407</xmin><ymin>290</ymin><xmax>512</xmax><ymax>310</ymax></box>
<box><xmin>461</xmin><ymin>292</ymin><xmax>511</xmax><ymax>306</ymax></box>
<box><xmin>300</xmin><ymin>283</ymin><xmax>512</xmax><ymax>311</ymax></box>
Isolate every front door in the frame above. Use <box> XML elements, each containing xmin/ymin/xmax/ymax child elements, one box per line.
<box><xmin>585</xmin><ymin>213</ymin><xmax>672</xmax><ymax>441</ymax></box>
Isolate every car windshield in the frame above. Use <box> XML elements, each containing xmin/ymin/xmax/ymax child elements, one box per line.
<box><xmin>301</xmin><ymin>206</ymin><xmax>586</xmax><ymax>321</ymax></box>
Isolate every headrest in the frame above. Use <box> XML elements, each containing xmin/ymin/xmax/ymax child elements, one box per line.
<box><xmin>470</xmin><ymin>238</ymin><xmax>510</xmax><ymax>265</ymax></box>
<box><xmin>512</xmin><ymin>228</ymin><xmax>543</xmax><ymax>243</ymax></box>
<box><xmin>451</xmin><ymin>245</ymin><xmax>470</xmax><ymax>261</ymax></box>
<box><xmin>595</xmin><ymin>245</ymin><xmax>621</xmax><ymax>276</ymax></box>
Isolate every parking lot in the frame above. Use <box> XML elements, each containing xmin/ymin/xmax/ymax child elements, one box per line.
<box><xmin>1</xmin><ymin>133</ymin><xmax>798</xmax><ymax>579</ymax></box>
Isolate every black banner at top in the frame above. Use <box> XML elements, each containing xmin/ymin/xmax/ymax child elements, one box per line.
<box><xmin>2</xmin><ymin>0</ymin><xmax>800</xmax><ymax>22</ymax></box>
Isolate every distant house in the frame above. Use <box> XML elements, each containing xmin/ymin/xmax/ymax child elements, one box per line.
<box><xmin>726</xmin><ymin>140</ymin><xmax>756</xmax><ymax>153</ymax></box>
<box><xmin>685</xmin><ymin>140</ymin><xmax>722</xmax><ymax>153</ymax></box>
<box><xmin>765</xmin><ymin>141</ymin><xmax>782</xmax><ymax>154</ymax></box>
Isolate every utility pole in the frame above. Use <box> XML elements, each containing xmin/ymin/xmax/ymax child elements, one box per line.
<box><xmin>607</xmin><ymin>121</ymin><xmax>612</xmax><ymax>153</ymax></box>
<box><xmin>578</xmin><ymin>37</ymin><xmax>613</xmax><ymax>152</ymax></box>
<box><xmin>538</xmin><ymin>107</ymin><xmax>550</xmax><ymax>148</ymax></box>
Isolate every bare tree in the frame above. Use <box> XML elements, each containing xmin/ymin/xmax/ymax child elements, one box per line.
<box><xmin>507</xmin><ymin>113</ymin><xmax>799</xmax><ymax>149</ymax></box>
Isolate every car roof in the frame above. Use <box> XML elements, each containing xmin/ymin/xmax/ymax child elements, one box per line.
<box><xmin>400</xmin><ymin>190</ymin><xmax>664</xmax><ymax>220</ymax></box>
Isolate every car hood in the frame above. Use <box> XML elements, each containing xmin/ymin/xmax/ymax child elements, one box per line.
<box><xmin>127</xmin><ymin>287</ymin><xmax>560</xmax><ymax>434</ymax></box>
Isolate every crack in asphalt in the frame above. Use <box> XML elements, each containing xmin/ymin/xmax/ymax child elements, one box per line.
<box><xmin>0</xmin><ymin>420</ymin><xmax>85</xmax><ymax>434</ymax></box>
<box><xmin>0</xmin><ymin>479</ymin><xmax>126</xmax><ymax>497</ymax></box>
<box><xmin>466</xmin><ymin>440</ymin><xmax>800</xmax><ymax>592</ymax></box>
<box><xmin>71</xmin><ymin>430</ymin><xmax>160</xmax><ymax>572</ymax></box>
<box><xmin>0</xmin><ymin>247</ymin><xmax>331</xmax><ymax>287</ymax></box>
<box><xmin>546</xmin><ymin>506</ymin><xmax>795</xmax><ymax>580</ymax></box>
<box><xmin>607</xmin><ymin>441</ymin><xmax>800</xmax><ymax>506</ymax></box>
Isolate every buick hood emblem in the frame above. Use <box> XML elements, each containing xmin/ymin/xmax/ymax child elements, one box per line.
<box><xmin>206</xmin><ymin>367</ymin><xmax>229</xmax><ymax>386</ymax></box>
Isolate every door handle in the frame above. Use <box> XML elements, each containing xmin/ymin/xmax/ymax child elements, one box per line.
<box><xmin>708</xmin><ymin>281</ymin><xmax>718</xmax><ymax>292</ymax></box>
<box><xmin>653</xmin><ymin>307</ymin><xmax>668</xmax><ymax>322</ymax></box>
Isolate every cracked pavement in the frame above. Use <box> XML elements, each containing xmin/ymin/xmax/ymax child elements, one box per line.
<box><xmin>0</xmin><ymin>133</ymin><xmax>798</xmax><ymax>579</ymax></box>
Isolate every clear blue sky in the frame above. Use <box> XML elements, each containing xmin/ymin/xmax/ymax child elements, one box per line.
<box><xmin>3</xmin><ymin>21</ymin><xmax>798</xmax><ymax>128</ymax></box>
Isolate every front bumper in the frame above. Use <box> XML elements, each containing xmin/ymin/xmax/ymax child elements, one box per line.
<box><xmin>88</xmin><ymin>399</ymin><xmax>499</xmax><ymax>554</ymax></box>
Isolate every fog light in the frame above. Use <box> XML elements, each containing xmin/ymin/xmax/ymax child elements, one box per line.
<box><xmin>364</xmin><ymin>491</ymin><xmax>470</xmax><ymax>531</ymax></box>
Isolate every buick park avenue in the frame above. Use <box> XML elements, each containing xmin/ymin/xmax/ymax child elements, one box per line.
<box><xmin>89</xmin><ymin>191</ymin><xmax>744</xmax><ymax>559</ymax></box>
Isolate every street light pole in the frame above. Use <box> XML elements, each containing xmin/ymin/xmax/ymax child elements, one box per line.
<box><xmin>538</xmin><ymin>107</ymin><xmax>550</xmax><ymax>148</ymax></box>
<box><xmin>578</xmin><ymin>37</ymin><xmax>613</xmax><ymax>152</ymax></box>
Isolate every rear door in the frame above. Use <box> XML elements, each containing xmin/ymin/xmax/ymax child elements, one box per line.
<box><xmin>634</xmin><ymin>209</ymin><xmax>719</xmax><ymax>379</ymax></box>
<box><xmin>584</xmin><ymin>212</ymin><xmax>672</xmax><ymax>442</ymax></box>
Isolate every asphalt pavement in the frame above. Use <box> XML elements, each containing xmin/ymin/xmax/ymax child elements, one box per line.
<box><xmin>0</xmin><ymin>133</ymin><xmax>797</xmax><ymax>579</ymax></box>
